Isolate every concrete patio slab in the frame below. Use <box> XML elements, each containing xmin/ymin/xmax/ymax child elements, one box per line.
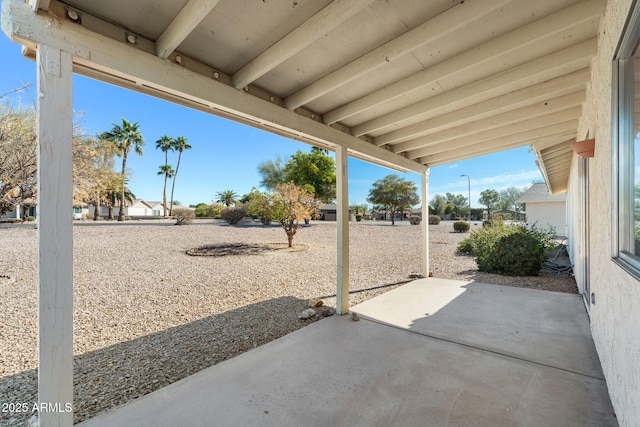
<box><xmin>351</xmin><ymin>278</ymin><xmax>603</xmax><ymax>378</ymax></box>
<box><xmin>78</xmin><ymin>279</ymin><xmax>617</xmax><ymax>427</ymax></box>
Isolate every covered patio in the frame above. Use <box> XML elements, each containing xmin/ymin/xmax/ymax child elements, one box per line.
<box><xmin>0</xmin><ymin>0</ymin><xmax>617</xmax><ymax>425</ymax></box>
<box><xmin>78</xmin><ymin>278</ymin><xmax>616</xmax><ymax>426</ymax></box>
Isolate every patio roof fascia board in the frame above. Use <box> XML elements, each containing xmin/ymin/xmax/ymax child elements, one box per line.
<box><xmin>1</xmin><ymin>0</ymin><xmax>426</xmax><ymax>174</ymax></box>
<box><xmin>531</xmin><ymin>144</ymin><xmax>572</xmax><ymax>195</ymax></box>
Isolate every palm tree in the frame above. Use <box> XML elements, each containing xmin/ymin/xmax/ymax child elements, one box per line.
<box><xmin>105</xmin><ymin>186</ymin><xmax>135</xmax><ymax>220</ymax></box>
<box><xmin>216</xmin><ymin>189</ymin><xmax>238</xmax><ymax>207</ymax></box>
<box><xmin>156</xmin><ymin>135</ymin><xmax>174</xmax><ymax>218</ymax></box>
<box><xmin>169</xmin><ymin>136</ymin><xmax>191</xmax><ymax>215</ymax></box>
<box><xmin>157</xmin><ymin>164</ymin><xmax>175</xmax><ymax>218</ymax></box>
<box><xmin>99</xmin><ymin>118</ymin><xmax>145</xmax><ymax>221</ymax></box>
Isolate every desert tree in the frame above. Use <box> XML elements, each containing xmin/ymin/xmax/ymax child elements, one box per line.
<box><xmin>98</xmin><ymin>118</ymin><xmax>145</xmax><ymax>221</ymax></box>
<box><xmin>479</xmin><ymin>189</ymin><xmax>500</xmax><ymax>218</ymax></box>
<box><xmin>0</xmin><ymin>103</ymin><xmax>37</xmax><ymax>217</ymax></box>
<box><xmin>258</xmin><ymin>148</ymin><xmax>336</xmax><ymax>202</ymax></box>
<box><xmin>367</xmin><ymin>174</ymin><xmax>419</xmax><ymax>225</ymax></box>
<box><xmin>265</xmin><ymin>182</ymin><xmax>320</xmax><ymax>247</ymax></box>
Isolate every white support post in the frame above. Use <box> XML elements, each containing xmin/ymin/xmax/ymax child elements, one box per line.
<box><xmin>37</xmin><ymin>44</ymin><xmax>74</xmax><ymax>427</ymax></box>
<box><xmin>421</xmin><ymin>168</ymin><xmax>430</xmax><ymax>278</ymax></box>
<box><xmin>336</xmin><ymin>145</ymin><xmax>350</xmax><ymax>314</ymax></box>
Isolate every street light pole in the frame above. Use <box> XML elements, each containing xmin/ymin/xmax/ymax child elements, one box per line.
<box><xmin>460</xmin><ymin>174</ymin><xmax>471</xmax><ymax>225</ymax></box>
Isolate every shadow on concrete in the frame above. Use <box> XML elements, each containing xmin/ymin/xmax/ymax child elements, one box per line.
<box><xmin>0</xmin><ymin>295</ymin><xmax>317</xmax><ymax>426</ymax></box>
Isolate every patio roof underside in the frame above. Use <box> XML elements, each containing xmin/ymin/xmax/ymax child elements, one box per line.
<box><xmin>5</xmin><ymin>0</ymin><xmax>605</xmax><ymax>193</ymax></box>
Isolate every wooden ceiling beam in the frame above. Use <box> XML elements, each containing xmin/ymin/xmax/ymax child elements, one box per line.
<box><xmin>283</xmin><ymin>0</ymin><xmax>509</xmax><ymax>110</ymax></box>
<box><xmin>374</xmin><ymin>87</ymin><xmax>586</xmax><ymax>149</ymax></box>
<box><xmin>400</xmin><ymin>107</ymin><xmax>582</xmax><ymax>157</ymax></box>
<box><xmin>411</xmin><ymin>119</ymin><xmax>578</xmax><ymax>160</ymax></box>
<box><xmin>231</xmin><ymin>0</ymin><xmax>374</xmax><ymax>89</ymax></box>
<box><xmin>323</xmin><ymin>0</ymin><xmax>604</xmax><ymax>124</ymax></box>
<box><xmin>354</xmin><ymin>39</ymin><xmax>596</xmax><ymax>137</ymax></box>
<box><xmin>420</xmin><ymin>133</ymin><xmax>574</xmax><ymax>166</ymax></box>
<box><xmin>155</xmin><ymin>0</ymin><xmax>222</xmax><ymax>59</ymax></box>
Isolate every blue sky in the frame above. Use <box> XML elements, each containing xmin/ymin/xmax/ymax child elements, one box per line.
<box><xmin>0</xmin><ymin>29</ymin><xmax>543</xmax><ymax>208</ymax></box>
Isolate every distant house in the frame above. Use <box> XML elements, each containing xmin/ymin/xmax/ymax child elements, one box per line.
<box><xmin>517</xmin><ymin>183</ymin><xmax>566</xmax><ymax>237</ymax></box>
<box><xmin>0</xmin><ymin>198</ymin><xmax>37</xmax><ymax>220</ymax></box>
<box><xmin>90</xmin><ymin>199</ymin><xmax>167</xmax><ymax>218</ymax></box>
<box><xmin>320</xmin><ymin>203</ymin><xmax>337</xmax><ymax>221</ymax></box>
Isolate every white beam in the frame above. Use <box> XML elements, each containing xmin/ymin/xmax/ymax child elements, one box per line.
<box><xmin>352</xmin><ymin>40</ymin><xmax>595</xmax><ymax>137</ymax></box>
<box><xmin>29</xmin><ymin>0</ymin><xmax>50</xmax><ymax>12</ymax></box>
<box><xmin>231</xmin><ymin>0</ymin><xmax>374</xmax><ymax>89</ymax></box>
<box><xmin>422</xmin><ymin>133</ymin><xmax>575</xmax><ymax>166</ymax></box>
<box><xmin>283</xmin><ymin>0</ymin><xmax>510</xmax><ymax>110</ymax></box>
<box><xmin>421</xmin><ymin>168</ymin><xmax>430</xmax><ymax>277</ymax></box>
<box><xmin>37</xmin><ymin>44</ymin><xmax>74</xmax><ymax>427</ymax></box>
<box><xmin>392</xmin><ymin>95</ymin><xmax>584</xmax><ymax>153</ymax></box>
<box><xmin>1</xmin><ymin>0</ymin><xmax>426</xmax><ymax>174</ymax></box>
<box><xmin>405</xmin><ymin>108</ymin><xmax>582</xmax><ymax>159</ymax></box>
<box><xmin>155</xmin><ymin>0</ymin><xmax>222</xmax><ymax>59</ymax></box>
<box><xmin>336</xmin><ymin>145</ymin><xmax>350</xmax><ymax>315</ymax></box>
<box><xmin>323</xmin><ymin>0</ymin><xmax>603</xmax><ymax>124</ymax></box>
<box><xmin>416</xmin><ymin>120</ymin><xmax>578</xmax><ymax>163</ymax></box>
<box><xmin>375</xmin><ymin>80</ymin><xmax>586</xmax><ymax>147</ymax></box>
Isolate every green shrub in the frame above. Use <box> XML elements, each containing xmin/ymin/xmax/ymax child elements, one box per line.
<box><xmin>221</xmin><ymin>207</ymin><xmax>245</xmax><ymax>225</ymax></box>
<box><xmin>456</xmin><ymin>222</ymin><xmax>557</xmax><ymax>276</ymax></box>
<box><xmin>194</xmin><ymin>203</ymin><xmax>209</xmax><ymax>217</ymax></box>
<box><xmin>428</xmin><ymin>215</ymin><xmax>441</xmax><ymax>225</ymax></box>
<box><xmin>477</xmin><ymin>232</ymin><xmax>546</xmax><ymax>276</ymax></box>
<box><xmin>355</xmin><ymin>214</ymin><xmax>363</xmax><ymax>222</ymax></box>
<box><xmin>453</xmin><ymin>221</ymin><xmax>470</xmax><ymax>232</ymax></box>
<box><xmin>457</xmin><ymin>238</ymin><xmax>474</xmax><ymax>254</ymax></box>
<box><xmin>173</xmin><ymin>208</ymin><xmax>195</xmax><ymax>225</ymax></box>
<box><xmin>409</xmin><ymin>216</ymin><xmax>422</xmax><ymax>225</ymax></box>
<box><xmin>26</xmin><ymin>216</ymin><xmax>35</xmax><ymax>222</ymax></box>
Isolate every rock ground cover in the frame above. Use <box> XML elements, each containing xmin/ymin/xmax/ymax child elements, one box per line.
<box><xmin>0</xmin><ymin>219</ymin><xmax>576</xmax><ymax>425</ymax></box>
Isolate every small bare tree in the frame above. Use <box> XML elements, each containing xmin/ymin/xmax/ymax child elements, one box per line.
<box><xmin>269</xmin><ymin>182</ymin><xmax>320</xmax><ymax>247</ymax></box>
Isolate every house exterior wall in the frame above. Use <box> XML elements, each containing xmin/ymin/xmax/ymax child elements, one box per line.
<box><xmin>568</xmin><ymin>0</ymin><xmax>640</xmax><ymax>424</ymax></box>
<box><xmin>524</xmin><ymin>201</ymin><xmax>567</xmax><ymax>237</ymax></box>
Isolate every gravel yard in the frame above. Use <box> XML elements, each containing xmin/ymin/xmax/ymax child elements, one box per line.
<box><xmin>0</xmin><ymin>219</ymin><xmax>577</xmax><ymax>425</ymax></box>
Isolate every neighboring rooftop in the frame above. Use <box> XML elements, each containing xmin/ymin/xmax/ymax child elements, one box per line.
<box><xmin>517</xmin><ymin>183</ymin><xmax>567</xmax><ymax>203</ymax></box>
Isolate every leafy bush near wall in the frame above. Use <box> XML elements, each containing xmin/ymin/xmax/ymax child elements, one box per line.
<box><xmin>453</xmin><ymin>221</ymin><xmax>470</xmax><ymax>232</ymax></box>
<box><xmin>457</xmin><ymin>222</ymin><xmax>556</xmax><ymax>276</ymax></box>
<box><xmin>409</xmin><ymin>216</ymin><xmax>421</xmax><ymax>225</ymax></box>
<box><xmin>428</xmin><ymin>215</ymin><xmax>441</xmax><ymax>225</ymax></box>
<box><xmin>221</xmin><ymin>207</ymin><xmax>246</xmax><ymax>225</ymax></box>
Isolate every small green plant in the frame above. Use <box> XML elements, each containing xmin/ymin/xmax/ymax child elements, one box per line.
<box><xmin>173</xmin><ymin>208</ymin><xmax>195</xmax><ymax>225</ymax></box>
<box><xmin>221</xmin><ymin>207</ymin><xmax>246</xmax><ymax>225</ymax></box>
<box><xmin>453</xmin><ymin>221</ymin><xmax>470</xmax><ymax>232</ymax></box>
<box><xmin>355</xmin><ymin>213</ymin><xmax>363</xmax><ymax>222</ymax></box>
<box><xmin>428</xmin><ymin>215</ymin><xmax>441</xmax><ymax>224</ymax></box>
<box><xmin>409</xmin><ymin>216</ymin><xmax>422</xmax><ymax>225</ymax></box>
<box><xmin>26</xmin><ymin>216</ymin><xmax>35</xmax><ymax>222</ymax></box>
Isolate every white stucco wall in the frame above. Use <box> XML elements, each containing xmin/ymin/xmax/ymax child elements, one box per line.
<box><xmin>568</xmin><ymin>0</ymin><xmax>640</xmax><ymax>424</ymax></box>
<box><xmin>524</xmin><ymin>201</ymin><xmax>567</xmax><ymax>237</ymax></box>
